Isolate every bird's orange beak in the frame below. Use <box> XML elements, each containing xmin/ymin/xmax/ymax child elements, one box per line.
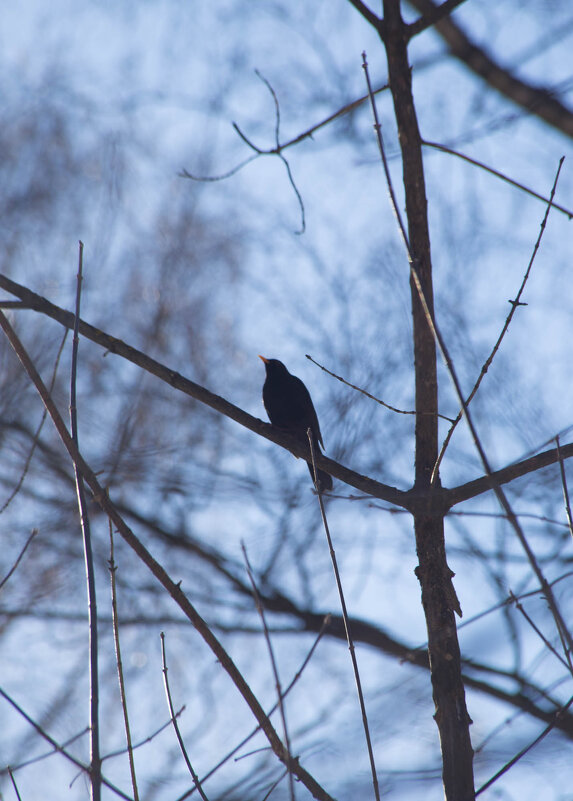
<box><xmin>258</xmin><ymin>355</ymin><xmax>269</xmax><ymax>364</ymax></box>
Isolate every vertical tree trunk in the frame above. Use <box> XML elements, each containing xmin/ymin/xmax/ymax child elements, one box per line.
<box><xmin>381</xmin><ymin>2</ymin><xmax>475</xmax><ymax>798</ymax></box>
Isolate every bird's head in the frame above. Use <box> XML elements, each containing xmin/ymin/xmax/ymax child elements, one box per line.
<box><xmin>258</xmin><ymin>355</ymin><xmax>289</xmax><ymax>376</ymax></box>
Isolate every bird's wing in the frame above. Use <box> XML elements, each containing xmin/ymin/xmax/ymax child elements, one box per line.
<box><xmin>293</xmin><ymin>377</ymin><xmax>324</xmax><ymax>449</ymax></box>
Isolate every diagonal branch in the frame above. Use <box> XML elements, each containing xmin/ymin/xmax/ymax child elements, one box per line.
<box><xmin>407</xmin><ymin>0</ymin><xmax>573</xmax><ymax>139</ymax></box>
<box><xmin>347</xmin><ymin>0</ymin><xmax>384</xmax><ymax>33</ymax></box>
<box><xmin>445</xmin><ymin>442</ymin><xmax>573</xmax><ymax>508</ymax></box>
<box><xmin>422</xmin><ymin>141</ymin><xmax>573</xmax><ymax>219</ymax></box>
<box><xmin>431</xmin><ymin>157</ymin><xmax>564</xmax><ymax>482</ymax></box>
<box><xmin>307</xmin><ymin>352</ymin><xmax>455</xmax><ymax>421</ymax></box>
<box><xmin>0</xmin><ymin>274</ymin><xmax>406</xmax><ymax>507</ymax></box>
<box><xmin>0</xmin><ymin>687</ymin><xmax>133</xmax><ymax>801</ymax></box>
<box><xmin>0</xmin><ymin>309</ymin><xmax>335</xmax><ymax>801</ymax></box>
<box><xmin>4</xmin><ymin>276</ymin><xmax>573</xmax><ymax>518</ymax></box>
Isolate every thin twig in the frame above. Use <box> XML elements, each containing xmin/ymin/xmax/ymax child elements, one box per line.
<box><xmin>0</xmin><ymin>310</ymin><xmax>334</xmax><ymax>801</ymax></box>
<box><xmin>306</xmin><ymin>353</ymin><xmax>455</xmax><ymax>422</ymax></box>
<box><xmin>409</xmin><ymin>256</ymin><xmax>573</xmax><ymax>654</ymax></box>
<box><xmin>363</xmin><ymin>52</ymin><xmax>573</xmax><ymax>674</ymax></box>
<box><xmin>556</xmin><ymin>435</ymin><xmax>573</xmax><ymax>539</ymax></box>
<box><xmin>279</xmin><ymin>153</ymin><xmax>306</xmax><ymax>234</ymax></box>
<box><xmin>262</xmin><ymin>770</ymin><xmax>289</xmax><ymax>801</ymax></box>
<box><xmin>102</xmin><ymin>707</ymin><xmax>186</xmax><ymax>763</ymax></box>
<box><xmin>8</xmin><ymin>767</ymin><xmax>23</xmax><ymax>801</ymax></box>
<box><xmin>182</xmin><ymin>73</ymin><xmax>389</xmax><ymax>234</ymax></box>
<box><xmin>455</xmin><ymin>570</ymin><xmax>573</xmax><ymax>634</ymax></box>
<box><xmin>0</xmin><ymin>529</ymin><xmax>38</xmax><ymax>590</ymax></box>
<box><xmin>242</xmin><ymin>543</ymin><xmax>295</xmax><ymax>801</ymax></box>
<box><xmin>70</xmin><ymin>241</ymin><xmax>101</xmax><ymax>801</ymax></box>
<box><xmin>423</xmin><ymin>141</ymin><xmax>572</xmax><ymax>219</ymax></box>
<box><xmin>230</xmin><ymin>72</ymin><xmax>306</xmax><ymax>233</ymax></box>
<box><xmin>109</xmin><ymin>522</ymin><xmax>140</xmax><ymax>801</ymax></box>
<box><xmin>368</xmin><ymin>502</ymin><xmax>571</xmax><ymax>530</ymax></box>
<box><xmin>476</xmin><ymin>694</ymin><xmax>573</xmax><ymax>795</ymax></box>
<box><xmin>4</xmin><ymin>727</ymin><xmax>89</xmax><ymax>773</ymax></box>
<box><xmin>255</xmin><ymin>70</ymin><xmax>305</xmax><ymax>234</ymax></box>
<box><xmin>161</xmin><ymin>633</ymin><xmax>210</xmax><ymax>801</ymax></box>
<box><xmin>177</xmin><ymin>618</ymin><xmax>330</xmax><ymax>801</ymax></box>
<box><xmin>432</xmin><ymin>157</ymin><xmax>565</xmax><ymax>482</ymax></box>
<box><xmin>0</xmin><ymin>272</ymin><xmax>409</xmax><ymax>506</ymax></box>
<box><xmin>362</xmin><ymin>52</ymin><xmax>411</xmax><ymax>257</ymax></box>
<box><xmin>256</xmin><ymin>69</ymin><xmax>281</xmax><ymax>147</ymax></box>
<box><xmin>280</xmin><ymin>84</ymin><xmax>389</xmax><ymax>150</ymax></box>
<box><xmin>1</xmin><ymin>327</ymin><xmax>68</xmax><ymax>514</ymax></box>
<box><xmin>0</xmin><ymin>687</ymin><xmax>133</xmax><ymax>801</ymax></box>
<box><xmin>179</xmin><ymin>153</ymin><xmax>260</xmax><ymax>182</ymax></box>
<box><xmin>308</xmin><ymin>428</ymin><xmax>381</xmax><ymax>801</ymax></box>
<box><xmin>509</xmin><ymin>591</ymin><xmax>573</xmax><ymax>674</ymax></box>
<box><xmin>184</xmin><ymin>84</ymin><xmax>389</xmax><ymax>180</ymax></box>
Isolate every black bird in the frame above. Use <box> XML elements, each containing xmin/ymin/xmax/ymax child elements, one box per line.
<box><xmin>259</xmin><ymin>356</ymin><xmax>333</xmax><ymax>491</ymax></box>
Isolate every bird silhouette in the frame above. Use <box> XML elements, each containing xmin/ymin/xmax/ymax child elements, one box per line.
<box><xmin>259</xmin><ymin>356</ymin><xmax>333</xmax><ymax>491</ymax></box>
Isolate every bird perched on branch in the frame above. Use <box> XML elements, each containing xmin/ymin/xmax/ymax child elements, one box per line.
<box><xmin>259</xmin><ymin>356</ymin><xmax>333</xmax><ymax>492</ymax></box>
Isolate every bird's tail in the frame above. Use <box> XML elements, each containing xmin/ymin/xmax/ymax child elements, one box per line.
<box><xmin>306</xmin><ymin>460</ymin><xmax>333</xmax><ymax>492</ymax></box>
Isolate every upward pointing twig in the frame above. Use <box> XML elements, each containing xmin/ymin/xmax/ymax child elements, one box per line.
<box><xmin>70</xmin><ymin>241</ymin><xmax>101</xmax><ymax>801</ymax></box>
<box><xmin>161</xmin><ymin>633</ymin><xmax>210</xmax><ymax>801</ymax></box>
<box><xmin>109</xmin><ymin>525</ymin><xmax>140</xmax><ymax>801</ymax></box>
<box><xmin>364</xmin><ymin>50</ymin><xmax>573</xmax><ymax>661</ymax></box>
<box><xmin>0</xmin><ymin>327</ymin><xmax>68</xmax><ymax>514</ymax></box>
<box><xmin>362</xmin><ymin>52</ymin><xmax>411</xmax><ymax>259</ymax></box>
<box><xmin>432</xmin><ymin>157</ymin><xmax>565</xmax><ymax>483</ymax></box>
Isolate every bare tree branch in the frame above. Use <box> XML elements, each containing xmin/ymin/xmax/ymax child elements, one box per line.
<box><xmin>242</xmin><ymin>545</ymin><xmax>295</xmax><ymax>801</ymax></box>
<box><xmin>0</xmin><ymin>309</ymin><xmax>336</xmax><ymax>801</ymax></box>
<box><xmin>309</xmin><ymin>430</ymin><xmax>381</xmax><ymax>801</ymax></box>
<box><xmin>109</xmin><ymin>526</ymin><xmax>140</xmax><ymax>801</ymax></box>
<box><xmin>476</xmin><ymin>694</ymin><xmax>573</xmax><ymax>796</ymax></box>
<box><xmin>0</xmin><ymin>327</ymin><xmax>68</xmax><ymax>513</ymax></box>
<box><xmin>0</xmin><ymin>274</ymin><xmax>407</xmax><ymax>507</ymax></box>
<box><xmin>407</xmin><ymin>0</ymin><xmax>469</xmax><ymax>38</ymax></box>
<box><xmin>0</xmin><ymin>529</ymin><xmax>38</xmax><ymax>590</ymax></box>
<box><xmin>407</xmin><ymin>0</ymin><xmax>573</xmax><ymax>139</ymax></box>
<box><xmin>445</xmin><ymin>442</ymin><xmax>573</xmax><ymax>508</ymax></box>
<box><xmin>161</xmin><ymin>633</ymin><xmax>210</xmax><ymax>801</ymax></box>
<box><xmin>307</xmin><ymin>352</ymin><xmax>455</xmax><ymax>421</ymax></box>
<box><xmin>372</xmin><ymin>0</ymin><xmax>475</xmax><ymax>793</ymax></box>
<box><xmin>347</xmin><ymin>0</ymin><xmax>384</xmax><ymax>33</ymax></box>
<box><xmin>432</xmin><ymin>157</ymin><xmax>564</xmax><ymax>482</ymax></box>
<box><xmin>0</xmin><ymin>687</ymin><xmax>133</xmax><ymax>801</ymax></box>
<box><xmin>70</xmin><ymin>240</ymin><xmax>101</xmax><ymax>801</ymax></box>
<box><xmin>423</xmin><ymin>140</ymin><xmax>573</xmax><ymax>219</ymax></box>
